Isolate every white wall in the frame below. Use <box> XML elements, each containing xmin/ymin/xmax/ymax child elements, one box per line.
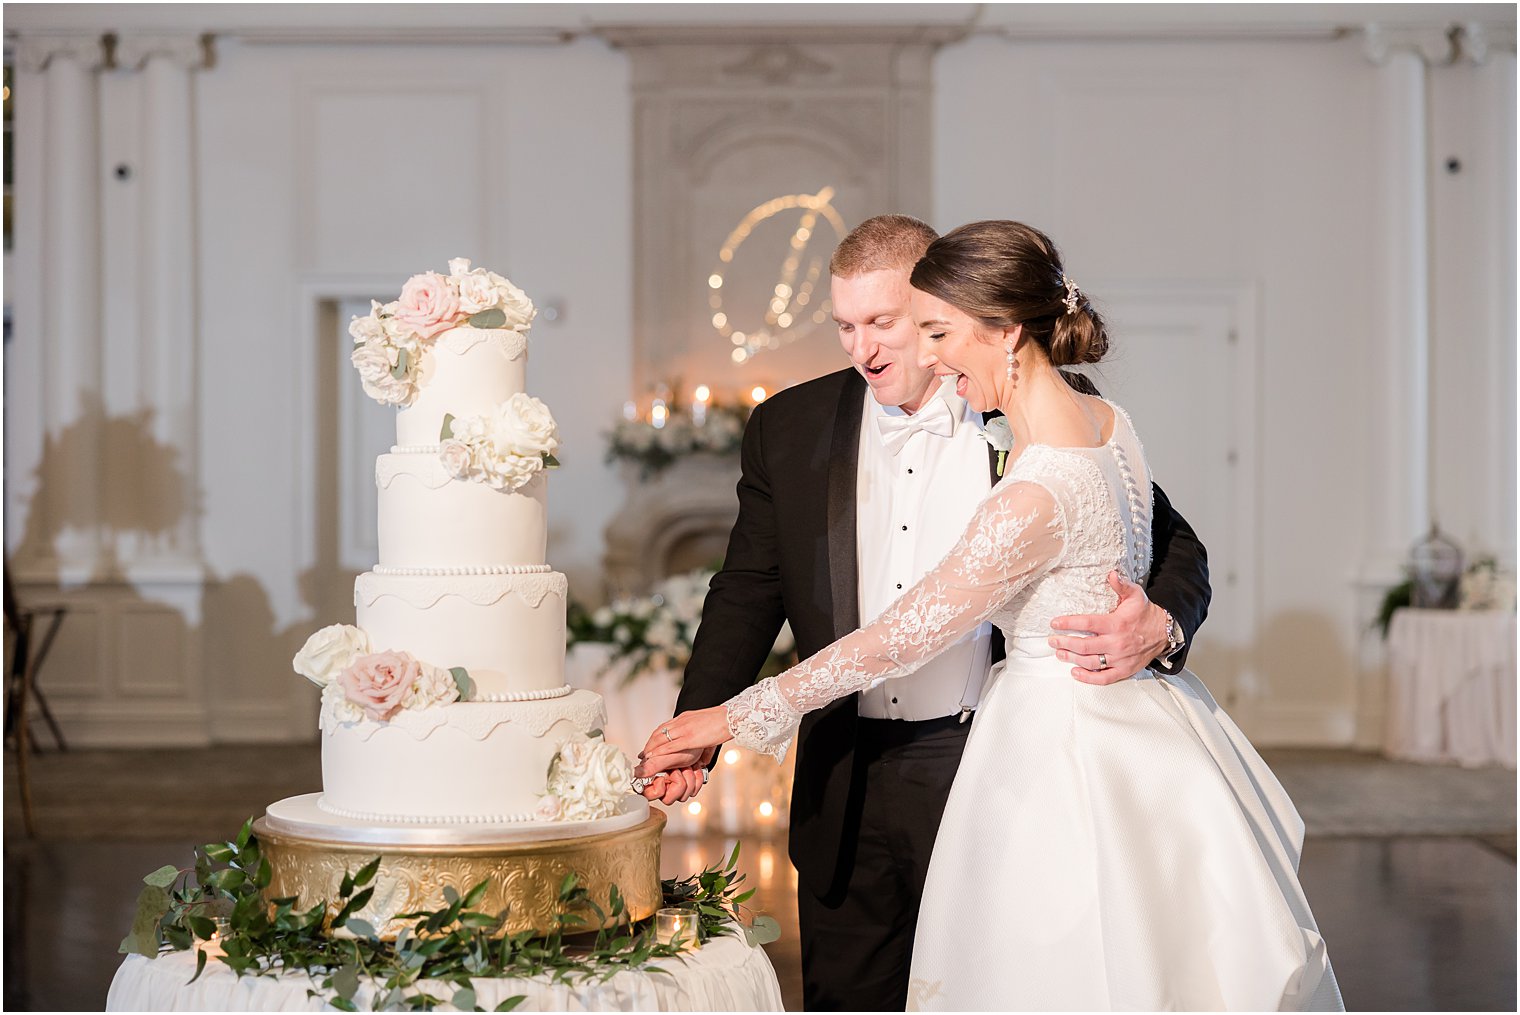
<box><xmin>4</xmin><ymin>4</ymin><xmax>1512</xmax><ymax>745</ymax></box>
<box><xmin>934</xmin><ymin>25</ymin><xmax>1514</xmax><ymax>744</ymax></box>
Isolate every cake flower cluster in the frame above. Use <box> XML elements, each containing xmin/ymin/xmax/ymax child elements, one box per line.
<box><xmin>439</xmin><ymin>393</ymin><xmax>561</xmax><ymax>492</ymax></box>
<box><xmin>349</xmin><ymin>258</ymin><xmax>537</xmax><ymax>407</ymax></box>
<box><xmin>293</xmin><ymin>624</ymin><xmax>467</xmax><ymax>729</ymax></box>
<box><xmin>536</xmin><ymin>734</ymin><xmax>634</xmax><ymax>822</ymax></box>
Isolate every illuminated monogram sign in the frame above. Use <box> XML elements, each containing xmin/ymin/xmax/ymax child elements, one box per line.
<box><xmin>706</xmin><ymin>186</ymin><xmax>848</xmax><ymax>364</ymax></box>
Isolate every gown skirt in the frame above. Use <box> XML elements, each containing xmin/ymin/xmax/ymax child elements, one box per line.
<box><xmin>906</xmin><ymin>637</ymin><xmax>1344</xmax><ymax>1012</ymax></box>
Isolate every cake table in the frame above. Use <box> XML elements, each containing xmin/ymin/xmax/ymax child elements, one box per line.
<box><xmin>106</xmin><ymin>931</ymin><xmax>785</xmax><ymax>1011</ymax></box>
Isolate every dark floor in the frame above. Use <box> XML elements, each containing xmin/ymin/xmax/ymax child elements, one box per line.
<box><xmin>4</xmin><ymin>747</ymin><xmax>1516</xmax><ymax>1012</ymax></box>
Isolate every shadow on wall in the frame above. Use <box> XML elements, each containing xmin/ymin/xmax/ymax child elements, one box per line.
<box><xmin>8</xmin><ymin>394</ymin><xmax>327</xmax><ymax>745</ymax></box>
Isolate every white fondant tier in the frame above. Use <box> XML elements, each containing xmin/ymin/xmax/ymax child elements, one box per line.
<box><xmin>376</xmin><ymin>456</ymin><xmax>547</xmax><ymax>567</ymax></box>
<box><xmin>354</xmin><ymin>571</ymin><xmax>567</xmax><ymax>696</ymax></box>
<box><xmin>317</xmin><ymin>691</ymin><xmax>614</xmax><ymax>827</ymax></box>
<box><xmin>395</xmin><ymin>327</ymin><xmax>528</xmax><ymax>447</ymax></box>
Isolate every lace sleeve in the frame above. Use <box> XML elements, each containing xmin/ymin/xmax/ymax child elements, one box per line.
<box><xmin>725</xmin><ymin>479</ymin><xmax>1067</xmax><ymax>758</ymax></box>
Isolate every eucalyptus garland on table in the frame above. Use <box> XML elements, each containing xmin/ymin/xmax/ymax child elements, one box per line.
<box><xmin>120</xmin><ymin>819</ymin><xmax>779</xmax><ymax>1012</ymax></box>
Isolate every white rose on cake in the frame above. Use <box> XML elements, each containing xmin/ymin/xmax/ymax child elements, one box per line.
<box><xmin>438</xmin><ymin>439</ymin><xmax>474</xmax><ymax>480</ymax></box>
<box><xmin>492</xmin><ymin>394</ymin><xmax>560</xmax><ymax>458</ymax></box>
<box><xmin>485</xmin><ymin>271</ymin><xmax>536</xmax><ymax>331</ymax></box>
<box><xmin>293</xmin><ymin>624</ymin><xmax>371</xmax><ymax>687</ymax></box>
<box><xmin>351</xmin><ymin>341</ymin><xmax>414</xmax><ymax>406</ymax></box>
<box><xmin>455</xmin><ymin>272</ymin><xmax>498</xmax><ymax>316</ymax></box>
<box><xmin>320</xmin><ymin>679</ymin><xmax>365</xmax><ymax>727</ymax></box>
<box><xmin>405</xmin><ymin>661</ymin><xmax>461</xmax><ymax>711</ymax></box>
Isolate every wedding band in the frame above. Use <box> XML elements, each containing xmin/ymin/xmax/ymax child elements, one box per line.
<box><xmin>661</xmin><ymin>727</ymin><xmax>673</xmax><ymax>743</ymax></box>
<box><xmin>1098</xmin><ymin>654</ymin><xmax>1108</xmax><ymax>670</ymax></box>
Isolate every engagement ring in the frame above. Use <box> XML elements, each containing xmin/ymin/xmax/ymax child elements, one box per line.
<box><xmin>1099</xmin><ymin>654</ymin><xmax>1109</xmax><ymax>670</ymax></box>
<box><xmin>661</xmin><ymin>727</ymin><xmax>673</xmax><ymax>743</ymax></box>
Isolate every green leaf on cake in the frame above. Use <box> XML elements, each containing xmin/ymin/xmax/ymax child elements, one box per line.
<box><xmin>542</xmin><ymin>454</ymin><xmax>560</xmax><ymax>469</ymax></box>
<box><xmin>469</xmin><ymin>307</ymin><xmax>507</xmax><ymax>329</ymax></box>
<box><xmin>440</xmin><ymin>413</ymin><xmax>456</xmax><ymax>441</ymax></box>
<box><xmin>450</xmin><ymin>666</ymin><xmax>476</xmax><ymax>700</ymax></box>
<box><xmin>143</xmin><ymin>864</ymin><xmax>180</xmax><ymax>889</ymax></box>
<box><xmin>391</xmin><ymin>347</ymin><xmax>410</xmax><ymax>380</ymax></box>
<box><xmin>118</xmin><ymin>884</ymin><xmax>171</xmax><ymax>957</ymax></box>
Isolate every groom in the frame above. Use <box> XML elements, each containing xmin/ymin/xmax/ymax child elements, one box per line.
<box><xmin>645</xmin><ymin>215</ymin><xmax>1212</xmax><ymax>1010</ymax></box>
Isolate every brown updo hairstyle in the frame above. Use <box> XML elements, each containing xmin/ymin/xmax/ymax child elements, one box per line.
<box><xmin>910</xmin><ymin>220</ymin><xmax>1108</xmax><ymax>394</ymax></box>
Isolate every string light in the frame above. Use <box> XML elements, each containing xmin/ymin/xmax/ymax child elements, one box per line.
<box><xmin>706</xmin><ymin>185</ymin><xmax>846</xmax><ymax>360</ymax></box>
<box><xmin>687</xmin><ymin>801</ymin><xmax>702</xmax><ymax>815</ymax></box>
<box><xmin>750</xmin><ymin>386</ymin><xmax>768</xmax><ymax>404</ymax></box>
<box><xmin>758</xmin><ymin>801</ymin><xmax>775</xmax><ymax>818</ymax></box>
<box><xmin>723</xmin><ymin>749</ymin><xmax>741</xmax><ymax>765</ymax></box>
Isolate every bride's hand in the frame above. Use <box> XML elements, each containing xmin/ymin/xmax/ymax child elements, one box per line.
<box><xmin>638</xmin><ymin>708</ymin><xmax>730</xmax><ymax>775</ymax></box>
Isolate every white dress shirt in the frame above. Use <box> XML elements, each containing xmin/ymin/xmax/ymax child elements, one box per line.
<box><xmin>855</xmin><ymin>380</ymin><xmax>995</xmax><ymax>720</ymax></box>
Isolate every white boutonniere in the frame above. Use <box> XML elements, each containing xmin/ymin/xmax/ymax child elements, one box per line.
<box><xmin>979</xmin><ymin>416</ymin><xmax>1014</xmax><ymax>476</ymax></box>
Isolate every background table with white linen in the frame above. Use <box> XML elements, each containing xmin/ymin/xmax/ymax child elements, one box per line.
<box><xmin>566</xmin><ymin>643</ymin><xmax>795</xmax><ymax>836</ymax></box>
<box><xmin>106</xmin><ymin>931</ymin><xmax>784</xmax><ymax>1011</ymax></box>
<box><xmin>1385</xmin><ymin>608</ymin><xmax>1517</xmax><ymax>768</ymax></box>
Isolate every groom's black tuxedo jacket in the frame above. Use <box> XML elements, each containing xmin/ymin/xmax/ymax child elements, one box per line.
<box><xmin>674</xmin><ymin>368</ymin><xmax>1212</xmax><ymax>896</ymax></box>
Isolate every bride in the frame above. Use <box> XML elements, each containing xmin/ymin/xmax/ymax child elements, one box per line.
<box><xmin>636</xmin><ymin>220</ymin><xmax>1343</xmax><ymax>1012</ymax></box>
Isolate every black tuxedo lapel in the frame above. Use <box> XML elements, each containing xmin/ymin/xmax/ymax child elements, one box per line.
<box><xmin>826</xmin><ymin>374</ymin><xmax>865</xmax><ymax>639</ymax></box>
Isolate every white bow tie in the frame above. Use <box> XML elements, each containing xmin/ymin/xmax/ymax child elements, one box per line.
<box><xmin>875</xmin><ymin>397</ymin><xmax>956</xmax><ymax>455</ymax></box>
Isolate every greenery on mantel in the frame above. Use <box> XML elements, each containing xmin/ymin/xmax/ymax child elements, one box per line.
<box><xmin>120</xmin><ymin>818</ymin><xmax>779</xmax><ymax>1012</ymax></box>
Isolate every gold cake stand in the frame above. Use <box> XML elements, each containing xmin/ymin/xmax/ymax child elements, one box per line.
<box><xmin>251</xmin><ymin>810</ymin><xmax>666</xmax><ymax>938</ymax></box>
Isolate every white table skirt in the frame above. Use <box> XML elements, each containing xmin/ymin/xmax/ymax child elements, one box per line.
<box><xmin>1386</xmin><ymin>608</ymin><xmax>1517</xmax><ymax>768</ymax></box>
<box><xmin>106</xmin><ymin>933</ymin><xmax>784</xmax><ymax>1012</ymax></box>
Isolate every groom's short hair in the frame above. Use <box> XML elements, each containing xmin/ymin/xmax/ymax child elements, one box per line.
<box><xmin>830</xmin><ymin>214</ymin><xmax>938</xmax><ymax>278</ymax></box>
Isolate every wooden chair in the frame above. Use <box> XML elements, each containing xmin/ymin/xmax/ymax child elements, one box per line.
<box><xmin>4</xmin><ymin>570</ymin><xmax>69</xmax><ymax>836</ymax></box>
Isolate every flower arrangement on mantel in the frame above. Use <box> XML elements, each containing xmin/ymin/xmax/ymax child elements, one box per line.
<box><xmin>119</xmin><ymin>821</ymin><xmax>779</xmax><ymax>1012</ymax></box>
<box><xmin>567</xmin><ymin>568</ymin><xmax>796</xmax><ymax>685</ymax></box>
<box><xmin>606</xmin><ymin>398</ymin><xmax>750</xmax><ymax>480</ymax></box>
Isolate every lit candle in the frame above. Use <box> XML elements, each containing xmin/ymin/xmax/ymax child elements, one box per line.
<box><xmin>650</xmin><ymin>400</ymin><xmax>668</xmax><ymax>430</ymax></box>
<box><xmin>655</xmin><ymin>907</ymin><xmax>696</xmax><ymax>949</ymax></box>
<box><xmin>692</xmin><ymin>384</ymin><xmax>711</xmax><ymax>427</ymax></box>
<box><xmin>622</xmin><ymin>400</ymin><xmax>639</xmax><ymax>422</ymax></box>
<box><xmin>750</xmin><ymin>385</ymin><xmax>768</xmax><ymax>405</ymax></box>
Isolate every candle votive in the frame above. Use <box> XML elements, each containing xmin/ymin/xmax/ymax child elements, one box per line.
<box><xmin>654</xmin><ymin>907</ymin><xmax>696</xmax><ymax>949</ymax></box>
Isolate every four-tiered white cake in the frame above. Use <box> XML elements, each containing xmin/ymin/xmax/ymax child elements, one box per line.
<box><xmin>265</xmin><ymin>260</ymin><xmax>643</xmax><ymax>841</ymax></box>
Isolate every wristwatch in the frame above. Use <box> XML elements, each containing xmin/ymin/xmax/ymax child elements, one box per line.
<box><xmin>1160</xmin><ymin>609</ymin><xmax>1186</xmax><ymax>669</ymax></box>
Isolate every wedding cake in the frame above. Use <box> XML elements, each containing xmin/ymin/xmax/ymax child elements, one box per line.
<box><xmin>264</xmin><ymin>259</ymin><xmax>643</xmax><ymax>840</ymax></box>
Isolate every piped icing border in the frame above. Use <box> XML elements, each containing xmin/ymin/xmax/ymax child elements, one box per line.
<box><xmin>324</xmin><ymin>689</ymin><xmax>606</xmax><ymax>742</ymax></box>
<box><xmin>435</xmin><ymin>326</ymin><xmax>528</xmax><ymax>361</ymax></box>
<box><xmin>374</xmin><ymin>565</ymin><xmax>552</xmax><ymax>577</ymax></box>
<box><xmin>376</xmin><ymin>455</ymin><xmax>549</xmax><ymax>493</ymax></box>
<box><xmin>317</xmin><ymin>796</ymin><xmax>539</xmax><ymax>825</ymax></box>
<box><xmin>355</xmin><ymin>570</ymin><xmax>567</xmax><ymax>609</ymax></box>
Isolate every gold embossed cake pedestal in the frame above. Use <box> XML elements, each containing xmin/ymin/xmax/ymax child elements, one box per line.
<box><xmin>252</xmin><ymin>811</ymin><xmax>665</xmax><ymax>938</ymax></box>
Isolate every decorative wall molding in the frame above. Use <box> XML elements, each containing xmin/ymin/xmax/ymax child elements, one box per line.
<box><xmin>1458</xmin><ymin>22</ymin><xmax>1519</xmax><ymax>64</ymax></box>
<box><xmin>1361</xmin><ymin>23</ymin><xmax>1458</xmax><ymax>66</ymax></box>
<box><xmin>13</xmin><ymin>32</ymin><xmax>107</xmax><ymax>73</ymax></box>
<box><xmin>114</xmin><ymin>32</ymin><xmax>212</xmax><ymax>71</ymax></box>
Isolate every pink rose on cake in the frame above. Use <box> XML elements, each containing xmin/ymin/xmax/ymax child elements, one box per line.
<box><xmin>338</xmin><ymin>650</ymin><xmax>423</xmax><ymax>722</ymax></box>
<box><xmin>394</xmin><ymin>271</ymin><xmax>461</xmax><ymax>340</ymax></box>
<box><xmin>293</xmin><ymin>623</ymin><xmax>371</xmax><ymax>687</ymax></box>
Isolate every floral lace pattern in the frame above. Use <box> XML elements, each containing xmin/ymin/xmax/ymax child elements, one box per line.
<box><xmin>725</xmin><ymin>402</ymin><xmax>1155</xmax><ymax>759</ymax></box>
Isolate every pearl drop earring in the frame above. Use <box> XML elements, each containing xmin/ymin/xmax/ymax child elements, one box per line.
<box><xmin>1005</xmin><ymin>341</ymin><xmax>1015</xmax><ymax>380</ymax></box>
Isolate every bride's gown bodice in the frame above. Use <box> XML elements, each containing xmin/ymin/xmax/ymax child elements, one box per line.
<box><xmin>727</xmin><ymin>400</ymin><xmax>1157</xmax><ymax>756</ymax></box>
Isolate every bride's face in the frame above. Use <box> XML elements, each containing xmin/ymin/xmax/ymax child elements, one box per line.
<box><xmin>912</xmin><ymin>290</ymin><xmax>1009</xmax><ymax>414</ymax></box>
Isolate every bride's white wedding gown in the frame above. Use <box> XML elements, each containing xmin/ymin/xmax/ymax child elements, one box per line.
<box><xmin>726</xmin><ymin>400</ymin><xmax>1343</xmax><ymax>1011</ymax></box>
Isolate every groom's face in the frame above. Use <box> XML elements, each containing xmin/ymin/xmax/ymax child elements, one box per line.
<box><xmin>831</xmin><ymin>269</ymin><xmax>938</xmax><ymax>413</ymax></box>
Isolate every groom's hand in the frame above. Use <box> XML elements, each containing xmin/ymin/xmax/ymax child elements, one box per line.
<box><xmin>1049</xmin><ymin>571</ymin><xmax>1169</xmax><ymax>685</ymax></box>
<box><xmin>636</xmin><ymin>747</ymin><xmax>717</xmax><ymax>806</ymax></box>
